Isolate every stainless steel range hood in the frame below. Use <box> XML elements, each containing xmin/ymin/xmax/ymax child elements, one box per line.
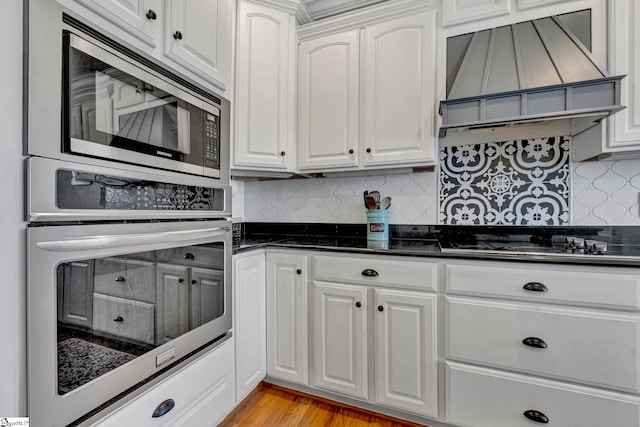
<box><xmin>439</xmin><ymin>15</ymin><xmax>625</xmax><ymax>139</ymax></box>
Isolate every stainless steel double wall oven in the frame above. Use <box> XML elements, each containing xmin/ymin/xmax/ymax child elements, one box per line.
<box><xmin>25</xmin><ymin>1</ymin><xmax>232</xmax><ymax>425</ymax></box>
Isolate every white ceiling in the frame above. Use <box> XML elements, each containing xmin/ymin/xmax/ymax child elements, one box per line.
<box><xmin>299</xmin><ymin>0</ymin><xmax>389</xmax><ymax>23</ymax></box>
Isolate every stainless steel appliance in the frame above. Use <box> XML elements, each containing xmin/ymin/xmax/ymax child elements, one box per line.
<box><xmin>25</xmin><ymin>2</ymin><xmax>234</xmax><ymax>426</ymax></box>
<box><xmin>25</xmin><ymin>3</ymin><xmax>230</xmax><ymax>182</ymax></box>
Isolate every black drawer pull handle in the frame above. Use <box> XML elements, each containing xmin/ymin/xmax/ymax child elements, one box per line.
<box><xmin>146</xmin><ymin>9</ymin><xmax>157</xmax><ymax>20</ymax></box>
<box><xmin>184</xmin><ymin>253</ymin><xmax>195</xmax><ymax>260</ymax></box>
<box><xmin>355</xmin><ymin>301</ymin><xmax>361</xmax><ymax>308</ymax></box>
<box><xmin>191</xmin><ymin>279</ymin><xmax>198</xmax><ymax>285</ymax></box>
<box><xmin>115</xmin><ymin>276</ymin><xmax>125</xmax><ymax>282</ymax></box>
<box><xmin>378</xmin><ymin>305</ymin><xmax>384</xmax><ymax>312</ymax></box>
<box><xmin>523</xmin><ymin>282</ymin><xmax>548</xmax><ymax>292</ymax></box>
<box><xmin>296</xmin><ymin>269</ymin><xmax>302</xmax><ymax>275</ymax></box>
<box><xmin>522</xmin><ymin>337</ymin><xmax>548</xmax><ymax>349</ymax></box>
<box><xmin>113</xmin><ymin>316</ymin><xmax>124</xmax><ymax>322</ymax></box>
<box><xmin>523</xmin><ymin>410</ymin><xmax>549</xmax><ymax>424</ymax></box>
<box><xmin>178</xmin><ymin>278</ymin><xmax>184</xmax><ymax>284</ymax></box>
<box><xmin>361</xmin><ymin>269</ymin><xmax>379</xmax><ymax>277</ymax></box>
<box><xmin>173</xmin><ymin>31</ymin><xmax>183</xmax><ymax>40</ymax></box>
<box><xmin>152</xmin><ymin>398</ymin><xmax>175</xmax><ymax>418</ymax></box>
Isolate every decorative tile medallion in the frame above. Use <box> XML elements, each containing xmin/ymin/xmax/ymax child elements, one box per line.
<box><xmin>439</xmin><ymin>136</ymin><xmax>570</xmax><ymax>225</ymax></box>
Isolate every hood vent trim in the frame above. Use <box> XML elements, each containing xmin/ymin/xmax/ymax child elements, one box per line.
<box><xmin>439</xmin><ymin>15</ymin><xmax>625</xmax><ymax>139</ymax></box>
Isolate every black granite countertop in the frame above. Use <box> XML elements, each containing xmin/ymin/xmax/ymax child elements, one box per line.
<box><xmin>233</xmin><ymin>223</ymin><xmax>640</xmax><ymax>267</ymax></box>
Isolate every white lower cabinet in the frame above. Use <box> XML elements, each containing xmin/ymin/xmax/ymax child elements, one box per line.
<box><xmin>233</xmin><ymin>252</ymin><xmax>267</xmax><ymax>403</ymax></box>
<box><xmin>311</xmin><ymin>254</ymin><xmax>439</xmax><ymax>418</ymax></box>
<box><xmin>446</xmin><ymin>362</ymin><xmax>640</xmax><ymax>427</ymax></box>
<box><xmin>266</xmin><ymin>252</ymin><xmax>308</xmax><ymax>385</ymax></box>
<box><xmin>92</xmin><ymin>338</ymin><xmax>235</xmax><ymax>426</ymax></box>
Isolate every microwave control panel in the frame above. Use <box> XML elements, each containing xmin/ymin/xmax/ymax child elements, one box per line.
<box><xmin>204</xmin><ymin>113</ymin><xmax>220</xmax><ymax>169</ymax></box>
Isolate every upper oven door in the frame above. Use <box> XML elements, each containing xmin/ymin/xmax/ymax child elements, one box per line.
<box><xmin>64</xmin><ymin>32</ymin><xmax>221</xmax><ymax>178</ymax></box>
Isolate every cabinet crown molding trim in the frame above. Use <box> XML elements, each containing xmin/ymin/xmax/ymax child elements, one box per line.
<box><xmin>247</xmin><ymin>0</ymin><xmax>301</xmax><ymax>15</ymax></box>
<box><xmin>296</xmin><ymin>2</ymin><xmax>314</xmax><ymax>24</ymax></box>
<box><xmin>297</xmin><ymin>0</ymin><xmax>431</xmax><ymax>41</ymax></box>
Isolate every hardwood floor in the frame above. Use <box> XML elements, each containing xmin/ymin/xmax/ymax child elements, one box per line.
<box><xmin>220</xmin><ymin>383</ymin><xmax>428</xmax><ymax>427</ymax></box>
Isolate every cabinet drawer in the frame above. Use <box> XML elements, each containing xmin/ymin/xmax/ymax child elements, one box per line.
<box><xmin>94</xmin><ymin>258</ymin><xmax>156</xmax><ymax>303</ymax></box>
<box><xmin>92</xmin><ymin>339</ymin><xmax>234</xmax><ymax>427</ymax></box>
<box><xmin>446</xmin><ymin>262</ymin><xmax>640</xmax><ymax>311</ymax></box>
<box><xmin>93</xmin><ymin>294</ymin><xmax>155</xmax><ymax>345</ymax></box>
<box><xmin>446</xmin><ymin>362</ymin><xmax>640</xmax><ymax>427</ymax></box>
<box><xmin>446</xmin><ymin>297</ymin><xmax>640</xmax><ymax>393</ymax></box>
<box><xmin>313</xmin><ymin>255</ymin><xmax>437</xmax><ymax>291</ymax></box>
<box><xmin>156</xmin><ymin>245</ymin><xmax>224</xmax><ymax>269</ymax></box>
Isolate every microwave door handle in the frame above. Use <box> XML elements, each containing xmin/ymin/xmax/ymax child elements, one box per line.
<box><xmin>35</xmin><ymin>227</ymin><xmax>228</xmax><ymax>252</ymax></box>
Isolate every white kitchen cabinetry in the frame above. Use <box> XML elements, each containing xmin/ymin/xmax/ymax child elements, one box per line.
<box><xmin>297</xmin><ymin>2</ymin><xmax>437</xmax><ymax>172</ymax></box>
<box><xmin>163</xmin><ymin>0</ymin><xmax>232</xmax><ymax>92</ymax></box>
<box><xmin>233</xmin><ymin>252</ymin><xmax>267</xmax><ymax>403</ymax></box>
<box><xmin>311</xmin><ymin>254</ymin><xmax>438</xmax><ymax>418</ymax></box>
<box><xmin>65</xmin><ymin>0</ymin><xmax>233</xmax><ymax>93</ymax></box>
<box><xmin>233</xmin><ymin>0</ymin><xmax>297</xmax><ymax>172</ymax></box>
<box><xmin>442</xmin><ymin>0</ymin><xmax>511</xmax><ymax>27</ymax></box>
<box><xmin>444</xmin><ymin>260</ymin><xmax>640</xmax><ymax>427</ymax></box>
<box><xmin>71</xmin><ymin>0</ymin><xmax>162</xmax><ymax>48</ymax></box>
<box><xmin>266</xmin><ymin>252</ymin><xmax>308</xmax><ymax>385</ymax></box>
<box><xmin>92</xmin><ymin>338</ymin><xmax>235</xmax><ymax>427</ymax></box>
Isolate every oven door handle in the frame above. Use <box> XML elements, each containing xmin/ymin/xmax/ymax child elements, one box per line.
<box><xmin>36</xmin><ymin>227</ymin><xmax>229</xmax><ymax>252</ymax></box>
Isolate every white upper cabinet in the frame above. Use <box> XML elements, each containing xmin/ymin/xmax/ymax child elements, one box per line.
<box><xmin>233</xmin><ymin>1</ymin><xmax>297</xmax><ymax>172</ymax></box>
<box><xmin>297</xmin><ymin>5</ymin><xmax>438</xmax><ymax>173</ymax></box>
<box><xmin>71</xmin><ymin>0</ymin><xmax>161</xmax><ymax>48</ymax></box>
<box><xmin>443</xmin><ymin>0</ymin><xmax>511</xmax><ymax>27</ymax></box>
<box><xmin>607</xmin><ymin>0</ymin><xmax>640</xmax><ymax>152</ymax></box>
<box><xmin>163</xmin><ymin>0</ymin><xmax>232</xmax><ymax>91</ymax></box>
<box><xmin>297</xmin><ymin>30</ymin><xmax>360</xmax><ymax>171</ymax></box>
<box><xmin>361</xmin><ymin>12</ymin><xmax>437</xmax><ymax>167</ymax></box>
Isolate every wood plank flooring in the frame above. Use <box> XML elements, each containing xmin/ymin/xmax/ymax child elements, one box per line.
<box><xmin>219</xmin><ymin>383</ymin><xmax>428</xmax><ymax>427</ymax></box>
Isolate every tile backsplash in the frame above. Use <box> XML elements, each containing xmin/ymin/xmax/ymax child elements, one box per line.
<box><xmin>242</xmin><ymin>139</ymin><xmax>640</xmax><ymax>226</ymax></box>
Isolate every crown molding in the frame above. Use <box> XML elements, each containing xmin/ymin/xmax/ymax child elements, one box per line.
<box><xmin>296</xmin><ymin>2</ymin><xmax>314</xmax><ymax>24</ymax></box>
<box><xmin>297</xmin><ymin>0</ymin><xmax>431</xmax><ymax>41</ymax></box>
<box><xmin>246</xmin><ymin>0</ymin><xmax>301</xmax><ymax>15</ymax></box>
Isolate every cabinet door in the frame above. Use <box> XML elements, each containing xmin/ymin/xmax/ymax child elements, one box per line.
<box><xmin>361</xmin><ymin>12</ymin><xmax>436</xmax><ymax>167</ymax></box>
<box><xmin>298</xmin><ymin>30</ymin><xmax>360</xmax><ymax>171</ymax></box>
<box><xmin>163</xmin><ymin>0</ymin><xmax>231</xmax><ymax>91</ymax></box>
<box><xmin>190</xmin><ymin>267</ymin><xmax>225</xmax><ymax>330</ymax></box>
<box><xmin>234</xmin><ymin>1</ymin><xmax>295</xmax><ymax>171</ymax></box>
<box><xmin>266</xmin><ymin>253</ymin><xmax>308</xmax><ymax>385</ymax></box>
<box><xmin>233</xmin><ymin>253</ymin><xmax>266</xmax><ymax>402</ymax></box>
<box><xmin>72</xmin><ymin>0</ymin><xmax>161</xmax><ymax>48</ymax></box>
<box><xmin>374</xmin><ymin>289</ymin><xmax>437</xmax><ymax>417</ymax></box>
<box><xmin>156</xmin><ymin>263</ymin><xmax>190</xmax><ymax>342</ymax></box>
<box><xmin>609</xmin><ymin>0</ymin><xmax>640</xmax><ymax>150</ymax></box>
<box><xmin>59</xmin><ymin>260</ymin><xmax>94</xmax><ymax>328</ymax></box>
<box><xmin>313</xmin><ymin>281</ymin><xmax>367</xmax><ymax>399</ymax></box>
<box><xmin>443</xmin><ymin>0</ymin><xmax>511</xmax><ymax>26</ymax></box>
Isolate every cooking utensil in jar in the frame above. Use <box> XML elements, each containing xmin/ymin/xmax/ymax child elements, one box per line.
<box><xmin>380</xmin><ymin>196</ymin><xmax>391</xmax><ymax>210</ymax></box>
<box><xmin>363</xmin><ymin>191</ymin><xmax>369</xmax><ymax>208</ymax></box>
<box><xmin>364</xmin><ymin>195</ymin><xmax>377</xmax><ymax>210</ymax></box>
<box><xmin>369</xmin><ymin>191</ymin><xmax>380</xmax><ymax>209</ymax></box>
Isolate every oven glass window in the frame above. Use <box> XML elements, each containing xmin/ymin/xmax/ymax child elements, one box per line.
<box><xmin>67</xmin><ymin>44</ymin><xmax>211</xmax><ymax>163</ymax></box>
<box><xmin>55</xmin><ymin>243</ymin><xmax>225</xmax><ymax>395</ymax></box>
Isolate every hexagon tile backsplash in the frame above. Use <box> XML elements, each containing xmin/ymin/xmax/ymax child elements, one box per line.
<box><xmin>242</xmin><ymin>143</ymin><xmax>640</xmax><ymax>226</ymax></box>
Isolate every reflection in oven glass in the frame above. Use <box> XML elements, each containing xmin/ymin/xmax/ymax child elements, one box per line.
<box><xmin>55</xmin><ymin>242</ymin><xmax>225</xmax><ymax>395</ymax></box>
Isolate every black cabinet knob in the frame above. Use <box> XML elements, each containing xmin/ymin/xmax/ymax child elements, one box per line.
<box><xmin>280</xmin><ymin>151</ymin><xmax>286</xmax><ymax>156</ymax></box>
<box><xmin>377</xmin><ymin>305</ymin><xmax>384</xmax><ymax>312</ymax></box>
<box><xmin>361</xmin><ymin>269</ymin><xmax>379</xmax><ymax>277</ymax></box>
<box><xmin>523</xmin><ymin>282</ymin><xmax>548</xmax><ymax>292</ymax></box>
<box><xmin>115</xmin><ymin>276</ymin><xmax>125</xmax><ymax>282</ymax></box>
<box><xmin>366</xmin><ymin>148</ymin><xmax>372</xmax><ymax>153</ymax></box>
<box><xmin>173</xmin><ymin>31</ymin><xmax>183</xmax><ymax>40</ymax></box>
<box><xmin>152</xmin><ymin>399</ymin><xmax>175</xmax><ymax>418</ymax></box>
<box><xmin>191</xmin><ymin>279</ymin><xmax>198</xmax><ymax>285</ymax></box>
<box><xmin>113</xmin><ymin>316</ymin><xmax>124</xmax><ymax>322</ymax></box>
<box><xmin>522</xmin><ymin>337</ymin><xmax>548</xmax><ymax>349</ymax></box>
<box><xmin>348</xmin><ymin>149</ymin><xmax>354</xmax><ymax>154</ymax></box>
<box><xmin>178</xmin><ymin>278</ymin><xmax>184</xmax><ymax>284</ymax></box>
<box><xmin>146</xmin><ymin>9</ymin><xmax>157</xmax><ymax>20</ymax></box>
<box><xmin>184</xmin><ymin>253</ymin><xmax>195</xmax><ymax>260</ymax></box>
<box><xmin>355</xmin><ymin>301</ymin><xmax>362</xmax><ymax>308</ymax></box>
<box><xmin>523</xmin><ymin>410</ymin><xmax>549</xmax><ymax>424</ymax></box>
<box><xmin>296</xmin><ymin>269</ymin><xmax>302</xmax><ymax>275</ymax></box>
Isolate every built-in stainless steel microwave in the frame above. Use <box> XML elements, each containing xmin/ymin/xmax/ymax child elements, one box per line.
<box><xmin>25</xmin><ymin>7</ymin><xmax>230</xmax><ymax>182</ymax></box>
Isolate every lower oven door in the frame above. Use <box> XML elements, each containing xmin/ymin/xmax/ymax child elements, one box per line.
<box><xmin>27</xmin><ymin>220</ymin><xmax>232</xmax><ymax>427</ymax></box>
